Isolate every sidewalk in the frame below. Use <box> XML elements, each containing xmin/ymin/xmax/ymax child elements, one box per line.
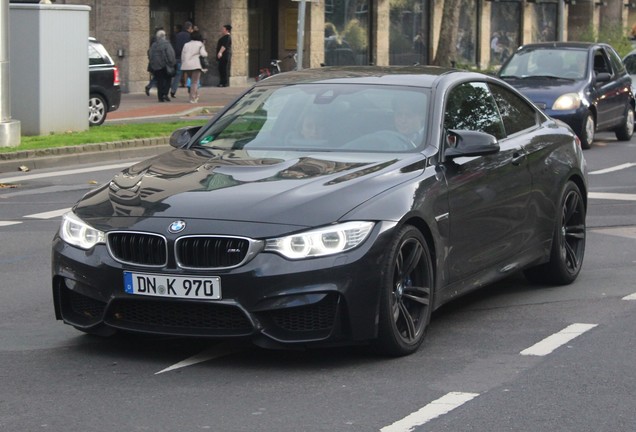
<box><xmin>0</xmin><ymin>85</ymin><xmax>248</xmax><ymax>174</ymax></box>
<box><xmin>107</xmin><ymin>85</ymin><xmax>247</xmax><ymax>122</ymax></box>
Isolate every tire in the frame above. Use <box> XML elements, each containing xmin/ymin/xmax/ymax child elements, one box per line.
<box><xmin>615</xmin><ymin>106</ymin><xmax>634</xmax><ymax>141</ymax></box>
<box><xmin>579</xmin><ymin>112</ymin><xmax>594</xmax><ymax>150</ymax></box>
<box><xmin>373</xmin><ymin>225</ymin><xmax>434</xmax><ymax>357</ymax></box>
<box><xmin>89</xmin><ymin>94</ymin><xmax>107</xmax><ymax>126</ymax></box>
<box><xmin>524</xmin><ymin>181</ymin><xmax>586</xmax><ymax>285</ymax></box>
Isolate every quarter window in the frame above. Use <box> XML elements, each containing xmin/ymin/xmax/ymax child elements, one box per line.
<box><xmin>444</xmin><ymin>82</ymin><xmax>505</xmax><ymax>139</ymax></box>
<box><xmin>489</xmin><ymin>84</ymin><xmax>537</xmax><ymax>135</ymax></box>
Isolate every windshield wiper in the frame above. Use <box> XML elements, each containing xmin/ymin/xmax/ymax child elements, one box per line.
<box><xmin>508</xmin><ymin>75</ymin><xmax>575</xmax><ymax>81</ymax></box>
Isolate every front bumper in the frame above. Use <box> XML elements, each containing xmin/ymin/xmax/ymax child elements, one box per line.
<box><xmin>542</xmin><ymin>107</ymin><xmax>587</xmax><ymax>136</ymax></box>
<box><xmin>52</xmin><ymin>222</ymin><xmax>395</xmax><ymax>347</ymax></box>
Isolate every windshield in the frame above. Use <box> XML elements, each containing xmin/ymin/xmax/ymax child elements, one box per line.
<box><xmin>192</xmin><ymin>84</ymin><xmax>430</xmax><ymax>153</ymax></box>
<box><xmin>500</xmin><ymin>48</ymin><xmax>589</xmax><ymax>80</ymax></box>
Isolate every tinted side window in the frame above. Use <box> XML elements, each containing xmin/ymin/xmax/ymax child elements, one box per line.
<box><xmin>489</xmin><ymin>84</ymin><xmax>537</xmax><ymax>135</ymax></box>
<box><xmin>444</xmin><ymin>82</ymin><xmax>505</xmax><ymax>139</ymax></box>
<box><xmin>593</xmin><ymin>50</ymin><xmax>611</xmax><ymax>75</ymax></box>
<box><xmin>89</xmin><ymin>44</ymin><xmax>107</xmax><ymax>66</ymax></box>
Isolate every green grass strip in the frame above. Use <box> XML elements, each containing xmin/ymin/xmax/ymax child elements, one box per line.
<box><xmin>0</xmin><ymin>120</ymin><xmax>207</xmax><ymax>154</ymax></box>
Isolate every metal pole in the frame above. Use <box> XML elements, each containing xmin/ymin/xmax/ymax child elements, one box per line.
<box><xmin>557</xmin><ymin>0</ymin><xmax>565</xmax><ymax>41</ymax></box>
<box><xmin>296</xmin><ymin>0</ymin><xmax>306</xmax><ymax>70</ymax></box>
<box><xmin>0</xmin><ymin>0</ymin><xmax>20</xmax><ymax>147</ymax></box>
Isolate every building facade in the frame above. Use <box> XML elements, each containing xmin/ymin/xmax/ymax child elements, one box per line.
<box><xmin>55</xmin><ymin>0</ymin><xmax>633</xmax><ymax>93</ymax></box>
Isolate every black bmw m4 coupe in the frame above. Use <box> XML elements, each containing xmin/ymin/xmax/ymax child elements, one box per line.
<box><xmin>52</xmin><ymin>66</ymin><xmax>587</xmax><ymax>356</ymax></box>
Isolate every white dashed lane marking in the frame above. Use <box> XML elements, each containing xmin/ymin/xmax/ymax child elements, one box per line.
<box><xmin>591</xmin><ymin>227</ymin><xmax>636</xmax><ymax>240</ymax></box>
<box><xmin>380</xmin><ymin>392</ymin><xmax>480</xmax><ymax>432</ymax></box>
<box><xmin>0</xmin><ymin>221</ymin><xmax>21</xmax><ymax>227</ymax></box>
<box><xmin>0</xmin><ymin>162</ymin><xmax>133</xmax><ymax>184</ymax></box>
<box><xmin>155</xmin><ymin>343</ymin><xmax>248</xmax><ymax>375</ymax></box>
<box><xmin>623</xmin><ymin>293</ymin><xmax>636</xmax><ymax>301</ymax></box>
<box><xmin>588</xmin><ymin>192</ymin><xmax>636</xmax><ymax>201</ymax></box>
<box><xmin>589</xmin><ymin>163</ymin><xmax>636</xmax><ymax>175</ymax></box>
<box><xmin>520</xmin><ymin>323</ymin><xmax>598</xmax><ymax>357</ymax></box>
<box><xmin>24</xmin><ymin>208</ymin><xmax>71</xmax><ymax>219</ymax></box>
<box><xmin>1</xmin><ymin>207</ymin><xmax>70</xmax><ymax>227</ymax></box>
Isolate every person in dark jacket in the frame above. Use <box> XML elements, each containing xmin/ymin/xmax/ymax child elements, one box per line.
<box><xmin>216</xmin><ymin>24</ymin><xmax>232</xmax><ymax>87</ymax></box>
<box><xmin>170</xmin><ymin>21</ymin><xmax>193</xmax><ymax>98</ymax></box>
<box><xmin>148</xmin><ymin>30</ymin><xmax>176</xmax><ymax>102</ymax></box>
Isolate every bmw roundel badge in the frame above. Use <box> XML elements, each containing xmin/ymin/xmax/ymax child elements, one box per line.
<box><xmin>168</xmin><ymin>220</ymin><xmax>186</xmax><ymax>234</ymax></box>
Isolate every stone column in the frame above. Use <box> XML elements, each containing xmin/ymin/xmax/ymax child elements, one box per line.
<box><xmin>373</xmin><ymin>0</ymin><xmax>390</xmax><ymax>66</ymax></box>
<box><xmin>308</xmin><ymin>0</ymin><xmax>325</xmax><ymax>68</ymax></box>
<box><xmin>198</xmin><ymin>0</ymin><xmax>248</xmax><ymax>87</ymax></box>
<box><xmin>480</xmin><ymin>0</ymin><xmax>492</xmax><ymax>69</ymax></box>
<box><xmin>0</xmin><ymin>0</ymin><xmax>20</xmax><ymax>147</ymax></box>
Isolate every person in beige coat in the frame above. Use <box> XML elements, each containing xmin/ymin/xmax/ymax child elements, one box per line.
<box><xmin>180</xmin><ymin>31</ymin><xmax>209</xmax><ymax>103</ymax></box>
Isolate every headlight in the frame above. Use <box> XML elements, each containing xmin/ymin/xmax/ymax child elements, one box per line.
<box><xmin>264</xmin><ymin>221</ymin><xmax>374</xmax><ymax>259</ymax></box>
<box><xmin>552</xmin><ymin>93</ymin><xmax>581</xmax><ymax>110</ymax></box>
<box><xmin>59</xmin><ymin>212</ymin><xmax>105</xmax><ymax>250</ymax></box>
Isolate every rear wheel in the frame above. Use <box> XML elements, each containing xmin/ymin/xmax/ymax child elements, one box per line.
<box><xmin>579</xmin><ymin>112</ymin><xmax>594</xmax><ymax>150</ymax></box>
<box><xmin>524</xmin><ymin>181</ymin><xmax>586</xmax><ymax>285</ymax></box>
<box><xmin>374</xmin><ymin>225</ymin><xmax>433</xmax><ymax>357</ymax></box>
<box><xmin>615</xmin><ymin>106</ymin><xmax>634</xmax><ymax>141</ymax></box>
<box><xmin>89</xmin><ymin>94</ymin><xmax>107</xmax><ymax>126</ymax></box>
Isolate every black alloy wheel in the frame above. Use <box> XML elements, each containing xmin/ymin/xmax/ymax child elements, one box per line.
<box><xmin>524</xmin><ymin>181</ymin><xmax>586</xmax><ymax>285</ymax></box>
<box><xmin>374</xmin><ymin>225</ymin><xmax>433</xmax><ymax>356</ymax></box>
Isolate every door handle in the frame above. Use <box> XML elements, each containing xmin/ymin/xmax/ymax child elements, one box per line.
<box><xmin>511</xmin><ymin>152</ymin><xmax>526</xmax><ymax>165</ymax></box>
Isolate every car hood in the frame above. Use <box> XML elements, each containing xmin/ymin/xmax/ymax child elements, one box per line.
<box><xmin>500</xmin><ymin>77</ymin><xmax>586</xmax><ymax>105</ymax></box>
<box><xmin>75</xmin><ymin>147</ymin><xmax>426</xmax><ymax>230</ymax></box>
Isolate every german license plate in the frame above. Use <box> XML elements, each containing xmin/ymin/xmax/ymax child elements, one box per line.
<box><xmin>123</xmin><ymin>272</ymin><xmax>221</xmax><ymax>300</ymax></box>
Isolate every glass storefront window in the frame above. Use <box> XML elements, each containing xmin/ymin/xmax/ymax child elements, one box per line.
<box><xmin>490</xmin><ymin>2</ymin><xmax>521</xmax><ymax>66</ymax></box>
<box><xmin>389</xmin><ymin>0</ymin><xmax>429</xmax><ymax>65</ymax></box>
<box><xmin>324</xmin><ymin>0</ymin><xmax>370</xmax><ymax>66</ymax></box>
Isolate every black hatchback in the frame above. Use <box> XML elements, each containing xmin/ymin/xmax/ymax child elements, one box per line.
<box><xmin>89</xmin><ymin>38</ymin><xmax>121</xmax><ymax>126</ymax></box>
<box><xmin>498</xmin><ymin>42</ymin><xmax>634</xmax><ymax>149</ymax></box>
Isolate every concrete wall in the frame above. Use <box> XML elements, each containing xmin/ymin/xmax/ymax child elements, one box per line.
<box><xmin>10</xmin><ymin>4</ymin><xmax>89</xmax><ymax>135</ymax></box>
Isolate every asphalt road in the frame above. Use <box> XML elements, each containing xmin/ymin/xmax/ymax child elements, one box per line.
<box><xmin>0</xmin><ymin>134</ymin><xmax>634</xmax><ymax>432</ymax></box>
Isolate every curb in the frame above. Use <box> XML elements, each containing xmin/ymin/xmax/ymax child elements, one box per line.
<box><xmin>0</xmin><ymin>137</ymin><xmax>171</xmax><ymax>174</ymax></box>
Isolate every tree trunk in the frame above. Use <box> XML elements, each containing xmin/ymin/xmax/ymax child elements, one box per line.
<box><xmin>433</xmin><ymin>0</ymin><xmax>462</xmax><ymax>67</ymax></box>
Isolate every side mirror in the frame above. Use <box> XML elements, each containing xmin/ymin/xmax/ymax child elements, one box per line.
<box><xmin>594</xmin><ymin>72</ymin><xmax>611</xmax><ymax>84</ymax></box>
<box><xmin>169</xmin><ymin>126</ymin><xmax>202</xmax><ymax>148</ymax></box>
<box><xmin>444</xmin><ymin>129</ymin><xmax>500</xmax><ymax>159</ymax></box>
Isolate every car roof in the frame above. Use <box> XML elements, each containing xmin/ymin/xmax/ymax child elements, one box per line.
<box><xmin>252</xmin><ymin>65</ymin><xmax>475</xmax><ymax>88</ymax></box>
<box><xmin>515</xmin><ymin>41</ymin><xmax>609</xmax><ymax>51</ymax></box>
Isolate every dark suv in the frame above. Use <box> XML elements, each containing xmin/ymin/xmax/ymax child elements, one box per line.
<box><xmin>89</xmin><ymin>38</ymin><xmax>121</xmax><ymax>126</ymax></box>
<box><xmin>498</xmin><ymin>42</ymin><xmax>634</xmax><ymax>149</ymax></box>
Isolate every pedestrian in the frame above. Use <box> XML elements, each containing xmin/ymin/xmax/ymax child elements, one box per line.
<box><xmin>170</xmin><ymin>21</ymin><xmax>193</xmax><ymax>98</ymax></box>
<box><xmin>148</xmin><ymin>29</ymin><xmax>176</xmax><ymax>103</ymax></box>
<box><xmin>216</xmin><ymin>24</ymin><xmax>232</xmax><ymax>87</ymax></box>
<box><xmin>145</xmin><ymin>27</ymin><xmax>163</xmax><ymax>96</ymax></box>
<box><xmin>180</xmin><ymin>31</ymin><xmax>208</xmax><ymax>103</ymax></box>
